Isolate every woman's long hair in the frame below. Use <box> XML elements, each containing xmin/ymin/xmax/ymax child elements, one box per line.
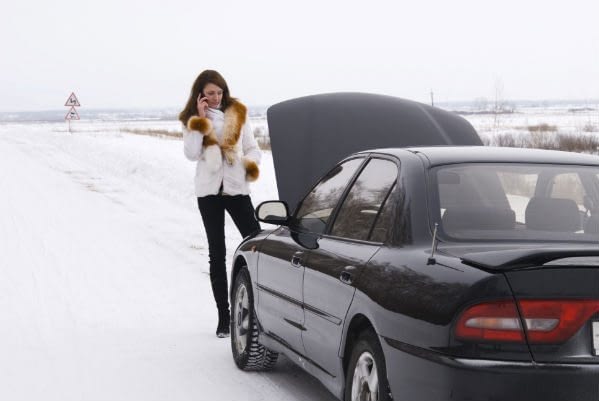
<box><xmin>178</xmin><ymin>70</ymin><xmax>233</xmax><ymax>125</ymax></box>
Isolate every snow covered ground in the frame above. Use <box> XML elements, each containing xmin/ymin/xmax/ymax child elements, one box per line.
<box><xmin>0</xmin><ymin>123</ymin><xmax>337</xmax><ymax>401</ymax></box>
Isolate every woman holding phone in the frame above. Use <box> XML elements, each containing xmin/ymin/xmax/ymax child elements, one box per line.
<box><xmin>179</xmin><ymin>69</ymin><xmax>261</xmax><ymax>338</ymax></box>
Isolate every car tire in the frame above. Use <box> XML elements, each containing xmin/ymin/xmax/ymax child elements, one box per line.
<box><xmin>344</xmin><ymin>329</ymin><xmax>392</xmax><ymax>401</ymax></box>
<box><xmin>231</xmin><ymin>267</ymin><xmax>278</xmax><ymax>370</ymax></box>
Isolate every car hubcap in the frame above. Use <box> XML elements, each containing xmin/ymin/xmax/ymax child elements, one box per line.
<box><xmin>351</xmin><ymin>351</ymin><xmax>379</xmax><ymax>401</ymax></box>
<box><xmin>234</xmin><ymin>283</ymin><xmax>250</xmax><ymax>354</ymax></box>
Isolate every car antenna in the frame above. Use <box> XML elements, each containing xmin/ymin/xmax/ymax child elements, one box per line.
<box><xmin>427</xmin><ymin>223</ymin><xmax>439</xmax><ymax>265</ymax></box>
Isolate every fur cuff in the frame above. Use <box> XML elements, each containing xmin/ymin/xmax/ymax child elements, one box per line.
<box><xmin>188</xmin><ymin>116</ymin><xmax>219</xmax><ymax>147</ymax></box>
<box><xmin>243</xmin><ymin>158</ymin><xmax>259</xmax><ymax>182</ymax></box>
<box><xmin>187</xmin><ymin>116</ymin><xmax>211</xmax><ymax>134</ymax></box>
<box><xmin>204</xmin><ymin>144</ymin><xmax>222</xmax><ymax>172</ymax></box>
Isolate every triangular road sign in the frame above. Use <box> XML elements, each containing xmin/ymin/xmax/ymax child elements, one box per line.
<box><xmin>64</xmin><ymin>92</ymin><xmax>80</xmax><ymax>107</ymax></box>
<box><xmin>65</xmin><ymin>106</ymin><xmax>80</xmax><ymax>120</ymax></box>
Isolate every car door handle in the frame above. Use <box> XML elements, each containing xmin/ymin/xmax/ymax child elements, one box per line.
<box><xmin>291</xmin><ymin>251</ymin><xmax>304</xmax><ymax>268</ymax></box>
<box><xmin>339</xmin><ymin>271</ymin><xmax>353</xmax><ymax>285</ymax></box>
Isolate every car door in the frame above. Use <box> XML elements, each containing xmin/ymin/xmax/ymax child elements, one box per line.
<box><xmin>257</xmin><ymin>157</ymin><xmax>365</xmax><ymax>355</ymax></box>
<box><xmin>301</xmin><ymin>157</ymin><xmax>399</xmax><ymax>376</ymax></box>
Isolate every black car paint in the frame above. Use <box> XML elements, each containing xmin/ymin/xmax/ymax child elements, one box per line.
<box><xmin>381</xmin><ymin>343</ymin><xmax>599</xmax><ymax>401</ymax></box>
<box><xmin>301</xmin><ymin>236</ymin><xmax>377</xmax><ymax>376</ymax></box>
<box><xmin>231</xmin><ymin>146</ymin><xmax>599</xmax><ymax>401</ymax></box>
<box><xmin>255</xmin><ymin>226</ymin><xmax>306</xmax><ymax>354</ymax></box>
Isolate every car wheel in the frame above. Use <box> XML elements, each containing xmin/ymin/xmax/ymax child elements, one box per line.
<box><xmin>345</xmin><ymin>329</ymin><xmax>392</xmax><ymax>401</ymax></box>
<box><xmin>231</xmin><ymin>267</ymin><xmax>278</xmax><ymax>370</ymax></box>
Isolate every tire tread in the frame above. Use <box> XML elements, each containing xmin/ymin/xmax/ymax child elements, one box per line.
<box><xmin>231</xmin><ymin>268</ymin><xmax>279</xmax><ymax>371</ymax></box>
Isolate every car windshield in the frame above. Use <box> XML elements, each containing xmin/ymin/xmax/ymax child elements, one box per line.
<box><xmin>432</xmin><ymin>163</ymin><xmax>599</xmax><ymax>242</ymax></box>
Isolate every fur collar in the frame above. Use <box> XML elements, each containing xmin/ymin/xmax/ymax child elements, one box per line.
<box><xmin>221</xmin><ymin>99</ymin><xmax>247</xmax><ymax>149</ymax></box>
<box><xmin>186</xmin><ymin>99</ymin><xmax>259</xmax><ymax>181</ymax></box>
<box><xmin>187</xmin><ymin>99</ymin><xmax>247</xmax><ymax>153</ymax></box>
<box><xmin>220</xmin><ymin>99</ymin><xmax>247</xmax><ymax>164</ymax></box>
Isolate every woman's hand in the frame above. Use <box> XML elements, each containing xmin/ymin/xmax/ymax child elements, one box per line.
<box><xmin>196</xmin><ymin>96</ymin><xmax>209</xmax><ymax>118</ymax></box>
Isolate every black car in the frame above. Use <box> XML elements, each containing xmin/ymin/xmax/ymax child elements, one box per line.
<box><xmin>229</xmin><ymin>94</ymin><xmax>599</xmax><ymax>401</ymax></box>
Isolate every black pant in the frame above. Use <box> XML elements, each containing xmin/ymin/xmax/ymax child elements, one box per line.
<box><xmin>197</xmin><ymin>194</ymin><xmax>260</xmax><ymax>312</ymax></box>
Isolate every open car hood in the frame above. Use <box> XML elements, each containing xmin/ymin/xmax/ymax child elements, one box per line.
<box><xmin>266</xmin><ymin>92</ymin><xmax>481</xmax><ymax>211</ymax></box>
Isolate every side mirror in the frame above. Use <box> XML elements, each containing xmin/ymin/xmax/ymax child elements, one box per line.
<box><xmin>256</xmin><ymin>201</ymin><xmax>290</xmax><ymax>225</ymax></box>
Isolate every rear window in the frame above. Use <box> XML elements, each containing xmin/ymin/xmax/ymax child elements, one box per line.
<box><xmin>432</xmin><ymin>163</ymin><xmax>599</xmax><ymax>242</ymax></box>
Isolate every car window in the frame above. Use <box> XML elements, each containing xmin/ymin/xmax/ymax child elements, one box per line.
<box><xmin>497</xmin><ymin>172</ymin><xmax>538</xmax><ymax>223</ymax></box>
<box><xmin>549</xmin><ymin>173</ymin><xmax>586</xmax><ymax>209</ymax></box>
<box><xmin>436</xmin><ymin>163</ymin><xmax>599</xmax><ymax>242</ymax></box>
<box><xmin>330</xmin><ymin>158</ymin><xmax>398</xmax><ymax>241</ymax></box>
<box><xmin>369</xmin><ymin>182</ymin><xmax>397</xmax><ymax>243</ymax></box>
<box><xmin>295</xmin><ymin>158</ymin><xmax>364</xmax><ymax>234</ymax></box>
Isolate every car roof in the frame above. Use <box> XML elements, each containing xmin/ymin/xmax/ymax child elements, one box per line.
<box><xmin>362</xmin><ymin>146</ymin><xmax>599</xmax><ymax>167</ymax></box>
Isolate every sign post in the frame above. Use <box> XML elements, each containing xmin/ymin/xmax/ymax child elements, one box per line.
<box><xmin>64</xmin><ymin>92</ymin><xmax>81</xmax><ymax>133</ymax></box>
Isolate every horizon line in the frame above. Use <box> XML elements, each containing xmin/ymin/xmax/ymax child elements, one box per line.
<box><xmin>2</xmin><ymin>97</ymin><xmax>599</xmax><ymax>114</ymax></box>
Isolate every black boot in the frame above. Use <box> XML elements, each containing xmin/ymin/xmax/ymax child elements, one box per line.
<box><xmin>216</xmin><ymin>308</ymin><xmax>230</xmax><ymax>338</ymax></box>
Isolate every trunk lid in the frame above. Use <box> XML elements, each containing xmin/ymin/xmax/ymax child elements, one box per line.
<box><xmin>441</xmin><ymin>243</ymin><xmax>599</xmax><ymax>271</ymax></box>
<box><xmin>506</xmin><ymin>266</ymin><xmax>599</xmax><ymax>363</ymax></box>
<box><xmin>446</xmin><ymin>243</ymin><xmax>599</xmax><ymax>363</ymax></box>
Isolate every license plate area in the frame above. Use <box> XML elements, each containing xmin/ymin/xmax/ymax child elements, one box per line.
<box><xmin>593</xmin><ymin>321</ymin><xmax>599</xmax><ymax>356</ymax></box>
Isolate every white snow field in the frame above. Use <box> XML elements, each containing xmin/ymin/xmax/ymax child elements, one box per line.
<box><xmin>0</xmin><ymin>123</ymin><xmax>337</xmax><ymax>401</ymax></box>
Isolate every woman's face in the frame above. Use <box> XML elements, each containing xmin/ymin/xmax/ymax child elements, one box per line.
<box><xmin>202</xmin><ymin>83</ymin><xmax>224</xmax><ymax>109</ymax></box>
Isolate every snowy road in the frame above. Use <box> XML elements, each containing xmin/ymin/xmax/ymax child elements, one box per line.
<box><xmin>0</xmin><ymin>124</ymin><xmax>337</xmax><ymax>401</ymax></box>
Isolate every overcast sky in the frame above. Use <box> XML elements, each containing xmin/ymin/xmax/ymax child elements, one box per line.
<box><xmin>1</xmin><ymin>0</ymin><xmax>598</xmax><ymax>111</ymax></box>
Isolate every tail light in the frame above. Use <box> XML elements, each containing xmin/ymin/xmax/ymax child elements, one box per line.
<box><xmin>455</xmin><ymin>300</ymin><xmax>525</xmax><ymax>342</ymax></box>
<box><xmin>455</xmin><ymin>299</ymin><xmax>599</xmax><ymax>344</ymax></box>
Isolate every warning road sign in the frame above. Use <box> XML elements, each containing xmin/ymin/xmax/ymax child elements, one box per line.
<box><xmin>65</xmin><ymin>106</ymin><xmax>80</xmax><ymax>120</ymax></box>
<box><xmin>64</xmin><ymin>92</ymin><xmax>80</xmax><ymax>107</ymax></box>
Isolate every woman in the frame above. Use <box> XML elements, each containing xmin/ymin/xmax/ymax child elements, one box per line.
<box><xmin>179</xmin><ymin>70</ymin><xmax>261</xmax><ymax>338</ymax></box>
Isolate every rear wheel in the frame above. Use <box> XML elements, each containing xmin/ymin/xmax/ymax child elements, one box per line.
<box><xmin>345</xmin><ymin>330</ymin><xmax>392</xmax><ymax>401</ymax></box>
<box><xmin>231</xmin><ymin>267</ymin><xmax>278</xmax><ymax>370</ymax></box>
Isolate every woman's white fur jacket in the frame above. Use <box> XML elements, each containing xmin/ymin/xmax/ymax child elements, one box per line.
<box><xmin>182</xmin><ymin>99</ymin><xmax>261</xmax><ymax>197</ymax></box>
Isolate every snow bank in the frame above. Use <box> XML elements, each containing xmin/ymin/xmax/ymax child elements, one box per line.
<box><xmin>0</xmin><ymin>124</ymin><xmax>335</xmax><ymax>401</ymax></box>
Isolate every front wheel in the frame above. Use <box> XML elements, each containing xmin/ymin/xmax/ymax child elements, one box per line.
<box><xmin>231</xmin><ymin>267</ymin><xmax>278</xmax><ymax>370</ymax></box>
<box><xmin>345</xmin><ymin>330</ymin><xmax>392</xmax><ymax>401</ymax></box>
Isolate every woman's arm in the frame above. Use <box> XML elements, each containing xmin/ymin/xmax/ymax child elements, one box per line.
<box><xmin>241</xmin><ymin>121</ymin><xmax>261</xmax><ymax>164</ymax></box>
<box><xmin>240</xmin><ymin>120</ymin><xmax>261</xmax><ymax>182</ymax></box>
<box><xmin>182</xmin><ymin>124</ymin><xmax>204</xmax><ymax>161</ymax></box>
